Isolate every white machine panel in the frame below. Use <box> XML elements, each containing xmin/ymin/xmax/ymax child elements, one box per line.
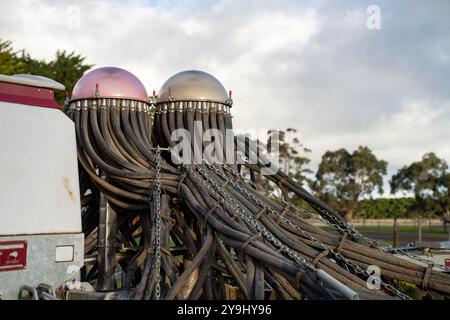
<box><xmin>0</xmin><ymin>102</ymin><xmax>81</xmax><ymax>235</ymax></box>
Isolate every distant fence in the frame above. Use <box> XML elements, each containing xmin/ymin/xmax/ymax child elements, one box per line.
<box><xmin>309</xmin><ymin>218</ymin><xmax>443</xmax><ymax>227</ymax></box>
<box><xmin>351</xmin><ymin>218</ymin><xmax>442</xmax><ymax>227</ymax></box>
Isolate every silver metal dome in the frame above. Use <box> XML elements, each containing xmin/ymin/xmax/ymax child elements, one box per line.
<box><xmin>156</xmin><ymin>70</ymin><xmax>232</xmax><ymax>106</ymax></box>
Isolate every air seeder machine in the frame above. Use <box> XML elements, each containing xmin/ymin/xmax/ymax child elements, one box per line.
<box><xmin>0</xmin><ymin>69</ymin><xmax>449</xmax><ymax>300</ymax></box>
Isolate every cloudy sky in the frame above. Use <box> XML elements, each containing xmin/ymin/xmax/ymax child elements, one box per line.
<box><xmin>1</xmin><ymin>0</ymin><xmax>449</xmax><ymax>191</ymax></box>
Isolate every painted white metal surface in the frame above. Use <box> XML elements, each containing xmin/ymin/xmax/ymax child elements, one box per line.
<box><xmin>0</xmin><ymin>101</ymin><xmax>81</xmax><ymax>235</ymax></box>
<box><xmin>0</xmin><ymin>74</ymin><xmax>65</xmax><ymax>91</ymax></box>
<box><xmin>55</xmin><ymin>245</ymin><xmax>75</xmax><ymax>262</ymax></box>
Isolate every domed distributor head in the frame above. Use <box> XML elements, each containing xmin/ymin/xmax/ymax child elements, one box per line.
<box><xmin>70</xmin><ymin>67</ymin><xmax>149</xmax><ymax>107</ymax></box>
<box><xmin>156</xmin><ymin>70</ymin><xmax>232</xmax><ymax>108</ymax></box>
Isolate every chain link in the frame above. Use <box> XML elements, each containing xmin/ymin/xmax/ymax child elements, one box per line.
<box><xmin>217</xmin><ymin>162</ymin><xmax>412</xmax><ymax>300</ymax></box>
<box><xmin>153</xmin><ymin>146</ymin><xmax>162</xmax><ymax>300</ymax></box>
<box><xmin>201</xmin><ymin>163</ymin><xmax>315</xmax><ymax>271</ymax></box>
<box><xmin>222</xmin><ymin>159</ymin><xmax>447</xmax><ymax>271</ymax></box>
<box><xmin>311</xmin><ymin>205</ymin><xmax>448</xmax><ymax>271</ymax></box>
<box><xmin>168</xmin><ymin>151</ymin><xmax>412</xmax><ymax>300</ymax></box>
<box><xmin>169</xmin><ymin>152</ymin><xmax>317</xmax><ymax>273</ymax></box>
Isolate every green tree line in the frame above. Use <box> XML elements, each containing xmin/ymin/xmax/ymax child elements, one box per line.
<box><xmin>275</xmin><ymin>134</ymin><xmax>449</xmax><ymax>222</ymax></box>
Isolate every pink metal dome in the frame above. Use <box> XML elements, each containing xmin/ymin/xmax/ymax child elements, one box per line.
<box><xmin>70</xmin><ymin>67</ymin><xmax>148</xmax><ymax>102</ymax></box>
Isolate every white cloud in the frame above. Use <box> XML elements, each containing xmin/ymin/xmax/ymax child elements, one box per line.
<box><xmin>304</xmin><ymin>100</ymin><xmax>450</xmax><ymax>169</ymax></box>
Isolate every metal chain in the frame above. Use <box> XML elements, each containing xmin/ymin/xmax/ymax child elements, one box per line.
<box><xmin>153</xmin><ymin>146</ymin><xmax>162</xmax><ymax>300</ymax></box>
<box><xmin>211</xmin><ymin>163</ymin><xmax>411</xmax><ymax>300</ymax></box>
<box><xmin>169</xmin><ymin>152</ymin><xmax>317</xmax><ymax>273</ymax></box>
<box><xmin>221</xmin><ymin>160</ymin><xmax>447</xmax><ymax>271</ymax></box>
<box><xmin>199</xmin><ymin>163</ymin><xmax>316</xmax><ymax>271</ymax></box>
<box><xmin>169</xmin><ymin>151</ymin><xmax>411</xmax><ymax>299</ymax></box>
<box><xmin>311</xmin><ymin>205</ymin><xmax>448</xmax><ymax>271</ymax></box>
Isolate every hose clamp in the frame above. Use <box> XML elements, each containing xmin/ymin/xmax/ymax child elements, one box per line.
<box><xmin>90</xmin><ymin>99</ymin><xmax>98</xmax><ymax>110</ymax></box>
<box><xmin>137</xmin><ymin>101</ymin><xmax>144</xmax><ymax>112</ymax></box>
<box><xmin>81</xmin><ymin>99</ymin><xmax>89</xmax><ymax>111</ymax></box>
<box><xmin>176</xmin><ymin>101</ymin><xmax>184</xmax><ymax>112</ymax></box>
<box><xmin>201</xmin><ymin>102</ymin><xmax>208</xmax><ymax>113</ymax></box>
<box><xmin>121</xmin><ymin>99</ymin><xmax>129</xmax><ymax>111</ymax></box>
